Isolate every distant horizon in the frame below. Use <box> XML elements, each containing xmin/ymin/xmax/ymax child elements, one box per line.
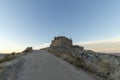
<box><xmin>0</xmin><ymin>0</ymin><xmax>120</xmax><ymax>53</ymax></box>
<box><xmin>1</xmin><ymin>36</ymin><xmax>120</xmax><ymax>54</ymax></box>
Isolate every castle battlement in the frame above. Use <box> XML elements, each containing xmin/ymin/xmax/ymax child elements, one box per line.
<box><xmin>50</xmin><ymin>36</ymin><xmax>72</xmax><ymax>48</ymax></box>
<box><xmin>50</xmin><ymin>36</ymin><xmax>84</xmax><ymax>50</ymax></box>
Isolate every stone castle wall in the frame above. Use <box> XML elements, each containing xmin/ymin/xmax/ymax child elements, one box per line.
<box><xmin>50</xmin><ymin>36</ymin><xmax>72</xmax><ymax>48</ymax></box>
<box><xmin>50</xmin><ymin>36</ymin><xmax>84</xmax><ymax>50</ymax></box>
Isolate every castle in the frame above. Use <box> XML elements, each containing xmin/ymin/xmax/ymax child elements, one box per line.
<box><xmin>50</xmin><ymin>36</ymin><xmax>84</xmax><ymax>50</ymax></box>
<box><xmin>50</xmin><ymin>36</ymin><xmax>72</xmax><ymax>48</ymax></box>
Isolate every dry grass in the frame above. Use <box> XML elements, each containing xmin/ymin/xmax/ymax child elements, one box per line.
<box><xmin>0</xmin><ymin>52</ymin><xmax>21</xmax><ymax>63</ymax></box>
<box><xmin>0</xmin><ymin>47</ymin><xmax>32</xmax><ymax>64</ymax></box>
<box><xmin>47</xmin><ymin>48</ymin><xmax>84</xmax><ymax>68</ymax></box>
<box><xmin>0</xmin><ymin>53</ymin><xmax>15</xmax><ymax>63</ymax></box>
<box><xmin>46</xmin><ymin>47</ymin><xmax>120</xmax><ymax>80</ymax></box>
<box><xmin>97</xmin><ymin>60</ymin><xmax>112</xmax><ymax>73</ymax></box>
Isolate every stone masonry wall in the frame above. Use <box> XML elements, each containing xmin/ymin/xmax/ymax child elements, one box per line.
<box><xmin>50</xmin><ymin>36</ymin><xmax>72</xmax><ymax>48</ymax></box>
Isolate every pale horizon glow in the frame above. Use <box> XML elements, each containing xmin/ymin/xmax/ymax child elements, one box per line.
<box><xmin>75</xmin><ymin>37</ymin><xmax>120</xmax><ymax>53</ymax></box>
<box><xmin>1</xmin><ymin>37</ymin><xmax>120</xmax><ymax>53</ymax></box>
<box><xmin>34</xmin><ymin>43</ymin><xmax>50</xmax><ymax>50</ymax></box>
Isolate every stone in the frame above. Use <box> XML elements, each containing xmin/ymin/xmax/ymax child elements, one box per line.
<box><xmin>50</xmin><ymin>36</ymin><xmax>72</xmax><ymax>48</ymax></box>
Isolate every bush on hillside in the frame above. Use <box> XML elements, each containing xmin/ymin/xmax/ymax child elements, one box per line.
<box><xmin>0</xmin><ymin>53</ymin><xmax>16</xmax><ymax>63</ymax></box>
<box><xmin>22</xmin><ymin>47</ymin><xmax>33</xmax><ymax>53</ymax></box>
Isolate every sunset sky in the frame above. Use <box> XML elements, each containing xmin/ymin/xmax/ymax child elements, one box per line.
<box><xmin>0</xmin><ymin>0</ymin><xmax>120</xmax><ymax>53</ymax></box>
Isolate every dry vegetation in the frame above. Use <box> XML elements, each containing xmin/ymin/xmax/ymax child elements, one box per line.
<box><xmin>0</xmin><ymin>53</ymin><xmax>15</xmax><ymax>63</ymax></box>
<box><xmin>22</xmin><ymin>47</ymin><xmax>33</xmax><ymax>53</ymax></box>
<box><xmin>47</xmin><ymin>48</ymin><xmax>83</xmax><ymax>68</ymax></box>
<box><xmin>45</xmin><ymin>47</ymin><xmax>120</xmax><ymax>80</ymax></box>
<box><xmin>0</xmin><ymin>47</ymin><xmax>33</xmax><ymax>79</ymax></box>
<box><xmin>0</xmin><ymin>47</ymin><xmax>32</xmax><ymax>64</ymax></box>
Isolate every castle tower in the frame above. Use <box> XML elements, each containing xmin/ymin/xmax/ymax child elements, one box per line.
<box><xmin>50</xmin><ymin>36</ymin><xmax>72</xmax><ymax>48</ymax></box>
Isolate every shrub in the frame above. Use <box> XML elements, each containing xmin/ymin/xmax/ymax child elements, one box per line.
<box><xmin>0</xmin><ymin>54</ymin><xmax>14</xmax><ymax>63</ymax></box>
<box><xmin>22</xmin><ymin>47</ymin><xmax>33</xmax><ymax>53</ymax></box>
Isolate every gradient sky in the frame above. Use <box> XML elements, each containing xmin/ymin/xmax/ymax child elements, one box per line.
<box><xmin>0</xmin><ymin>0</ymin><xmax>120</xmax><ymax>53</ymax></box>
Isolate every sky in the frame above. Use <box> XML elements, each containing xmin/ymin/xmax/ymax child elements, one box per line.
<box><xmin>0</xmin><ymin>0</ymin><xmax>120</xmax><ymax>53</ymax></box>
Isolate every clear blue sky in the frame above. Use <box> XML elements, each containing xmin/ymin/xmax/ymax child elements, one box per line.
<box><xmin>0</xmin><ymin>0</ymin><xmax>120</xmax><ymax>53</ymax></box>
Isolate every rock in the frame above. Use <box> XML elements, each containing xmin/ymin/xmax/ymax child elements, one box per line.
<box><xmin>44</xmin><ymin>36</ymin><xmax>120</xmax><ymax>80</ymax></box>
<box><xmin>22</xmin><ymin>47</ymin><xmax>33</xmax><ymax>53</ymax></box>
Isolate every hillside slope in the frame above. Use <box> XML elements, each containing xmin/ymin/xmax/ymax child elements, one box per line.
<box><xmin>44</xmin><ymin>47</ymin><xmax>120</xmax><ymax>80</ymax></box>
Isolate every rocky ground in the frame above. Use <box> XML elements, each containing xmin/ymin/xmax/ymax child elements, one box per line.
<box><xmin>44</xmin><ymin>46</ymin><xmax>120</xmax><ymax>80</ymax></box>
<box><xmin>0</xmin><ymin>58</ymin><xmax>24</xmax><ymax>80</ymax></box>
<box><xmin>0</xmin><ymin>50</ymin><xmax>27</xmax><ymax>80</ymax></box>
<box><xmin>0</xmin><ymin>47</ymin><xmax>119</xmax><ymax>80</ymax></box>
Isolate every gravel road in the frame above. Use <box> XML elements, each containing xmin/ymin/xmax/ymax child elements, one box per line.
<box><xmin>16</xmin><ymin>50</ymin><xmax>100</xmax><ymax>80</ymax></box>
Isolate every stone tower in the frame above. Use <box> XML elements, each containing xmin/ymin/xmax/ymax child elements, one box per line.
<box><xmin>50</xmin><ymin>36</ymin><xmax>72</xmax><ymax>48</ymax></box>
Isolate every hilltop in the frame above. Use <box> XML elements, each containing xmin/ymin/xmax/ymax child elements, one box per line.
<box><xmin>43</xmin><ymin>36</ymin><xmax>120</xmax><ymax>80</ymax></box>
<box><xmin>0</xmin><ymin>36</ymin><xmax>119</xmax><ymax>80</ymax></box>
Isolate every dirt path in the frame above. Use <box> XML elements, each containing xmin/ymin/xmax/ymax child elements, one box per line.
<box><xmin>16</xmin><ymin>50</ymin><xmax>100</xmax><ymax>80</ymax></box>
